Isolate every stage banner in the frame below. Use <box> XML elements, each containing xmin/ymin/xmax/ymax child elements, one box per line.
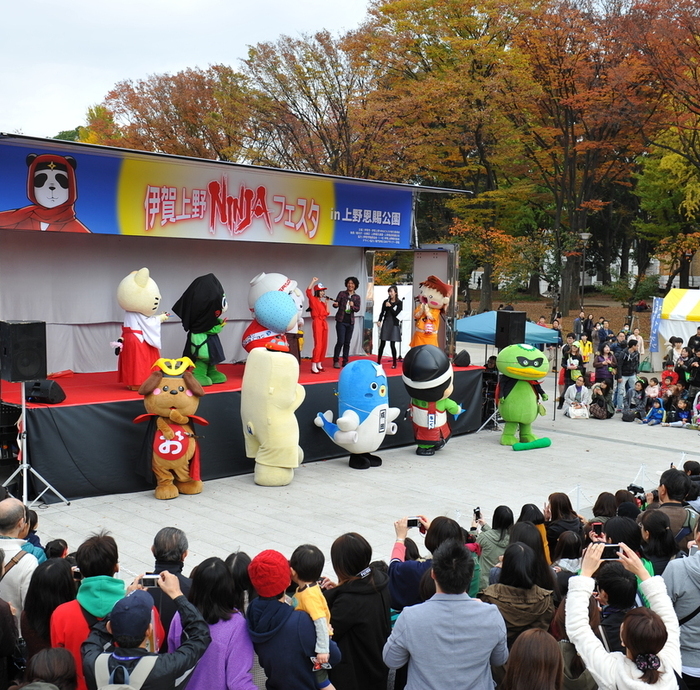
<box><xmin>0</xmin><ymin>137</ymin><xmax>413</xmax><ymax>249</ymax></box>
<box><xmin>649</xmin><ymin>296</ymin><xmax>663</xmax><ymax>353</ymax></box>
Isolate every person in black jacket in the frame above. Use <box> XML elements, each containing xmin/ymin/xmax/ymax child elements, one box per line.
<box><xmin>323</xmin><ymin>533</ymin><xmax>391</xmax><ymax>690</ymax></box>
<box><xmin>545</xmin><ymin>493</ymin><xmax>584</xmax><ymax>556</ymax></box>
<box><xmin>614</xmin><ymin>340</ymin><xmax>639</xmax><ymax>411</ymax></box>
<box><xmin>376</xmin><ymin>285</ymin><xmax>403</xmax><ymax>369</ymax></box>
<box><xmin>145</xmin><ymin>527</ymin><xmax>191</xmax><ymax>651</ymax></box>
<box><xmin>82</xmin><ymin>572</ymin><xmax>211</xmax><ymax>690</ymax></box>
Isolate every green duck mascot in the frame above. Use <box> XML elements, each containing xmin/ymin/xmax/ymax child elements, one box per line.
<box><xmin>496</xmin><ymin>344</ymin><xmax>552</xmax><ymax>450</ymax></box>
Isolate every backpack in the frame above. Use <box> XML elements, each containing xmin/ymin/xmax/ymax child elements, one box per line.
<box><xmin>674</xmin><ymin>507</ymin><xmax>699</xmax><ymax>546</ymax></box>
<box><xmin>94</xmin><ymin>653</ymin><xmax>158</xmax><ymax>690</ymax></box>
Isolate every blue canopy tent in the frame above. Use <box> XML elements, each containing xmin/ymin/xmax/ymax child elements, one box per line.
<box><xmin>455</xmin><ymin>311</ymin><xmax>561</xmax><ymax>345</ymax></box>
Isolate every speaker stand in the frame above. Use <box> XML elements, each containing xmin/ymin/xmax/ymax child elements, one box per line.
<box><xmin>3</xmin><ymin>383</ymin><xmax>70</xmax><ymax>508</ymax></box>
<box><xmin>475</xmin><ymin>405</ymin><xmax>502</xmax><ymax>433</ymax></box>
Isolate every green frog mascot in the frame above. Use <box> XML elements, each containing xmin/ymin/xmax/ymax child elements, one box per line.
<box><xmin>496</xmin><ymin>344</ymin><xmax>552</xmax><ymax>450</ymax></box>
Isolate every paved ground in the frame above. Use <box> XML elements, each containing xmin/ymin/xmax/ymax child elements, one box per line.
<box><xmin>28</xmin><ymin>355</ymin><xmax>696</xmax><ymax>584</ymax></box>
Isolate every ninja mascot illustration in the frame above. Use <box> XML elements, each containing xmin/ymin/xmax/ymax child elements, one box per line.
<box><xmin>315</xmin><ymin>360</ymin><xmax>400</xmax><ymax>470</ymax></box>
<box><xmin>134</xmin><ymin>358</ymin><xmax>207</xmax><ymax>500</ymax></box>
<box><xmin>0</xmin><ymin>153</ymin><xmax>91</xmax><ymax>232</ymax></box>
<box><xmin>496</xmin><ymin>343</ymin><xmax>552</xmax><ymax>450</ymax></box>
<box><xmin>172</xmin><ymin>274</ymin><xmax>228</xmax><ymax>386</ymax></box>
<box><xmin>402</xmin><ymin>345</ymin><xmax>463</xmax><ymax>456</ymax></box>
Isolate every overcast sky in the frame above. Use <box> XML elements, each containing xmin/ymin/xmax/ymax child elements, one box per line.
<box><xmin>1</xmin><ymin>0</ymin><xmax>370</xmax><ymax>139</ymax></box>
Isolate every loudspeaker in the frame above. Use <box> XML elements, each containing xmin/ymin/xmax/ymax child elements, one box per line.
<box><xmin>453</xmin><ymin>350</ymin><xmax>472</xmax><ymax>367</ymax></box>
<box><xmin>495</xmin><ymin>311</ymin><xmax>526</xmax><ymax>350</ymax></box>
<box><xmin>0</xmin><ymin>321</ymin><xmax>47</xmax><ymax>383</ymax></box>
<box><xmin>23</xmin><ymin>380</ymin><xmax>66</xmax><ymax>404</ymax></box>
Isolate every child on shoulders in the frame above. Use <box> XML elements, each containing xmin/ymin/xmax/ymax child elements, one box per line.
<box><xmin>290</xmin><ymin>545</ymin><xmax>336</xmax><ymax>690</ymax></box>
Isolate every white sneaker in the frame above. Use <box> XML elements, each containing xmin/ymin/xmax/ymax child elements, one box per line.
<box><xmin>311</xmin><ymin>362</ymin><xmax>319</xmax><ymax>373</ymax></box>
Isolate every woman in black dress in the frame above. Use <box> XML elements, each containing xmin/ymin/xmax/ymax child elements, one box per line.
<box><xmin>376</xmin><ymin>285</ymin><xmax>403</xmax><ymax>369</ymax></box>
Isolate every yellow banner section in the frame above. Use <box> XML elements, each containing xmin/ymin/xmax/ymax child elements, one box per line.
<box><xmin>117</xmin><ymin>157</ymin><xmax>335</xmax><ymax>245</ymax></box>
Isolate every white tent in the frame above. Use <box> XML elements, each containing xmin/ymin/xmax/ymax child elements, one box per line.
<box><xmin>656</xmin><ymin>289</ymin><xmax>700</xmax><ymax>364</ymax></box>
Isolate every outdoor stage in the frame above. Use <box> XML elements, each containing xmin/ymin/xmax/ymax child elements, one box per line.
<box><xmin>0</xmin><ymin>358</ymin><xmax>483</xmax><ymax>501</ymax></box>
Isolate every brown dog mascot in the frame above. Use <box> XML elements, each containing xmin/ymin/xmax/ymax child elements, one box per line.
<box><xmin>135</xmin><ymin>358</ymin><xmax>208</xmax><ymax>499</ymax></box>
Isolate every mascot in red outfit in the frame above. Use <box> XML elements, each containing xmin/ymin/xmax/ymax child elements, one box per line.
<box><xmin>135</xmin><ymin>357</ymin><xmax>208</xmax><ymax>500</ymax></box>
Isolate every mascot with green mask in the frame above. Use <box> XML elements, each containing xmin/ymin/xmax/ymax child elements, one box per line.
<box><xmin>496</xmin><ymin>344</ymin><xmax>552</xmax><ymax>450</ymax></box>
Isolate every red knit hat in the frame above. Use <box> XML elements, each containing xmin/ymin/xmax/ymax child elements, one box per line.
<box><xmin>248</xmin><ymin>549</ymin><xmax>291</xmax><ymax>597</ymax></box>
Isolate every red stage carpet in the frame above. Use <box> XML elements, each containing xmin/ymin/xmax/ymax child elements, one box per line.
<box><xmin>0</xmin><ymin>356</ymin><xmax>421</xmax><ymax>408</ymax></box>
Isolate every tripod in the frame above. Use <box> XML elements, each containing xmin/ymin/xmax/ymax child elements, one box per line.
<box><xmin>476</xmin><ymin>404</ymin><xmax>502</xmax><ymax>433</ymax></box>
<box><xmin>3</xmin><ymin>383</ymin><xmax>70</xmax><ymax>508</ymax></box>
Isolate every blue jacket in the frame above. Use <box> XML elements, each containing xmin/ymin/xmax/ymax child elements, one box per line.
<box><xmin>645</xmin><ymin>406</ymin><xmax>665</xmax><ymax>423</ymax></box>
<box><xmin>247</xmin><ymin>597</ymin><xmax>340</xmax><ymax>690</ymax></box>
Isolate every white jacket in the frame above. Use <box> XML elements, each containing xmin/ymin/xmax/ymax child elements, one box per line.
<box><xmin>0</xmin><ymin>537</ymin><xmax>38</xmax><ymax>633</ymax></box>
<box><xmin>565</xmin><ymin>575</ymin><xmax>681</xmax><ymax>690</ymax></box>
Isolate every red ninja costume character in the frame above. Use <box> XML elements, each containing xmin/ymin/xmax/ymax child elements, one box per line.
<box><xmin>0</xmin><ymin>153</ymin><xmax>91</xmax><ymax>232</ymax></box>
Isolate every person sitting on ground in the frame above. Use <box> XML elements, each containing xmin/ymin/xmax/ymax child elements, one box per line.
<box><xmin>145</xmin><ymin>527</ymin><xmax>191</xmax><ymax>649</ymax></box>
<box><xmin>563</xmin><ymin>375</ymin><xmax>591</xmax><ymax>417</ymax></box>
<box><xmin>646</xmin><ymin>377</ymin><xmax>661</xmax><ymax>405</ymax></box>
<box><xmin>590</xmin><ymin>381</ymin><xmax>615</xmax><ymax>419</ymax></box>
<box><xmin>500</xmin><ymin>628</ymin><xmax>563</xmax><ymax>690</ymax></box>
<box><xmin>662</xmin><ymin>398</ymin><xmax>692</xmax><ymax>428</ymax></box>
<box><xmin>289</xmin><ymin>544</ymin><xmax>336</xmax><ymax>690</ymax></box>
<box><xmin>479</xmin><ymin>542</ymin><xmax>555</xmax><ymax>648</ymax></box>
<box><xmin>625</xmin><ymin>380</ymin><xmax>647</xmax><ymax>420</ymax></box>
<box><xmin>167</xmin><ymin>557</ymin><xmax>256</xmax><ymax>690</ymax></box>
<box><xmin>566</xmin><ymin>543</ymin><xmax>682</xmax><ymax>689</ymax></box>
<box><xmin>50</xmin><ymin>531</ymin><xmax>164</xmax><ymax>690</ymax></box>
<box><xmin>383</xmin><ymin>539</ymin><xmax>508</xmax><ymax>690</ymax></box>
<box><xmin>82</xmin><ymin>573</ymin><xmax>211</xmax><ymax>690</ymax></box>
<box><xmin>641</xmin><ymin>398</ymin><xmax>666</xmax><ymax>426</ymax></box>
<box><xmin>476</xmin><ymin>506</ymin><xmax>513</xmax><ymax>593</ymax></box>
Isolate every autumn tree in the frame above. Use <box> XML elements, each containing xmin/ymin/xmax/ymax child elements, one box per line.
<box><xmin>244</xmin><ymin>31</ymin><xmax>390</xmax><ymax>178</ymax></box>
<box><xmin>80</xmin><ymin>65</ymin><xmax>251</xmax><ymax>161</ymax></box>
<box><xmin>495</xmin><ymin>0</ymin><xmax>661</xmax><ymax>314</ymax></box>
<box><xmin>625</xmin><ymin>0</ymin><xmax>700</xmax><ymax>174</ymax></box>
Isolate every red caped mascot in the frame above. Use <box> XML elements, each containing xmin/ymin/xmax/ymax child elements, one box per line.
<box><xmin>0</xmin><ymin>153</ymin><xmax>91</xmax><ymax>232</ymax></box>
<box><xmin>135</xmin><ymin>357</ymin><xmax>208</xmax><ymax>500</ymax></box>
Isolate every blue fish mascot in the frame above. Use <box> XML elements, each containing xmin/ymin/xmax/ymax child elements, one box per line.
<box><xmin>315</xmin><ymin>359</ymin><xmax>400</xmax><ymax>469</ymax></box>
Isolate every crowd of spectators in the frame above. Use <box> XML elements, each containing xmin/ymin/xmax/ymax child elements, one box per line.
<box><xmin>536</xmin><ymin>316</ymin><xmax>700</xmax><ymax>427</ymax></box>
<box><xmin>0</xmin><ymin>462</ymin><xmax>699</xmax><ymax>689</ymax></box>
